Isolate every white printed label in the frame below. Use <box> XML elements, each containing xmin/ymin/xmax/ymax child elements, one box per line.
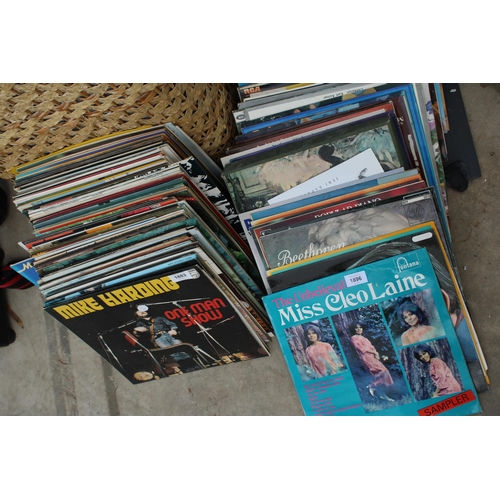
<box><xmin>344</xmin><ymin>271</ymin><xmax>368</xmax><ymax>287</ymax></box>
<box><xmin>170</xmin><ymin>270</ymin><xmax>199</xmax><ymax>282</ymax></box>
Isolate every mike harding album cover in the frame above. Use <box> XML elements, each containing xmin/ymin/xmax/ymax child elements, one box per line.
<box><xmin>45</xmin><ymin>262</ymin><xmax>269</xmax><ymax>384</ymax></box>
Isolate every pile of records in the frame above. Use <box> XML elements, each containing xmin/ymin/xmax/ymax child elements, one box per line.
<box><xmin>218</xmin><ymin>83</ymin><xmax>486</xmax><ymax>416</ymax></box>
<box><xmin>9</xmin><ymin>123</ymin><xmax>271</xmax><ymax>384</ymax></box>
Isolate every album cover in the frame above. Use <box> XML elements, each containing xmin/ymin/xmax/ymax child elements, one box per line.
<box><xmin>263</xmin><ymin>248</ymin><xmax>481</xmax><ymax>416</ymax></box>
<box><xmin>45</xmin><ymin>263</ymin><xmax>269</xmax><ymax>384</ymax></box>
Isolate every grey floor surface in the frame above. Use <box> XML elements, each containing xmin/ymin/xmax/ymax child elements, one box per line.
<box><xmin>0</xmin><ymin>83</ymin><xmax>499</xmax><ymax>416</ymax></box>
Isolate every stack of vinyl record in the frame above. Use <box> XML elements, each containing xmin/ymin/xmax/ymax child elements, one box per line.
<box><xmin>218</xmin><ymin>83</ymin><xmax>486</xmax><ymax>416</ymax></box>
<box><xmin>10</xmin><ymin>123</ymin><xmax>271</xmax><ymax>384</ymax></box>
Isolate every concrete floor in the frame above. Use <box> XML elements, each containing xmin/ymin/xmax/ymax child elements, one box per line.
<box><xmin>0</xmin><ymin>83</ymin><xmax>498</xmax><ymax>416</ymax></box>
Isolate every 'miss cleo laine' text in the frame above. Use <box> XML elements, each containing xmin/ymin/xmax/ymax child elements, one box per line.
<box><xmin>269</xmin><ymin>273</ymin><xmax>428</xmax><ymax>326</ymax></box>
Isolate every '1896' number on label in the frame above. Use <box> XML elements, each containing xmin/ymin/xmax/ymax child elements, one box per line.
<box><xmin>344</xmin><ymin>271</ymin><xmax>368</xmax><ymax>288</ymax></box>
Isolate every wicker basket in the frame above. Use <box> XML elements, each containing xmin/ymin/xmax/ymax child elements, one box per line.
<box><xmin>0</xmin><ymin>83</ymin><xmax>238</xmax><ymax>179</ymax></box>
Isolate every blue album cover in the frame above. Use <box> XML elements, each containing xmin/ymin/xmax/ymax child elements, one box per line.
<box><xmin>263</xmin><ymin>248</ymin><xmax>481</xmax><ymax>416</ymax></box>
<box><xmin>10</xmin><ymin>257</ymin><xmax>40</xmax><ymax>287</ymax></box>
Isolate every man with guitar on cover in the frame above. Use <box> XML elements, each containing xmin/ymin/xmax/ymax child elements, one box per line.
<box><xmin>133</xmin><ymin>304</ymin><xmax>182</xmax><ymax>349</ymax></box>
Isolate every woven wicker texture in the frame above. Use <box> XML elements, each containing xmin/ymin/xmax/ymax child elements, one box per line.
<box><xmin>0</xmin><ymin>83</ymin><xmax>238</xmax><ymax>179</ymax></box>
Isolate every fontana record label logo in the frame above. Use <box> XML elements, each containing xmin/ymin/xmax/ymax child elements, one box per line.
<box><xmin>395</xmin><ymin>252</ymin><xmax>421</xmax><ymax>273</ymax></box>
